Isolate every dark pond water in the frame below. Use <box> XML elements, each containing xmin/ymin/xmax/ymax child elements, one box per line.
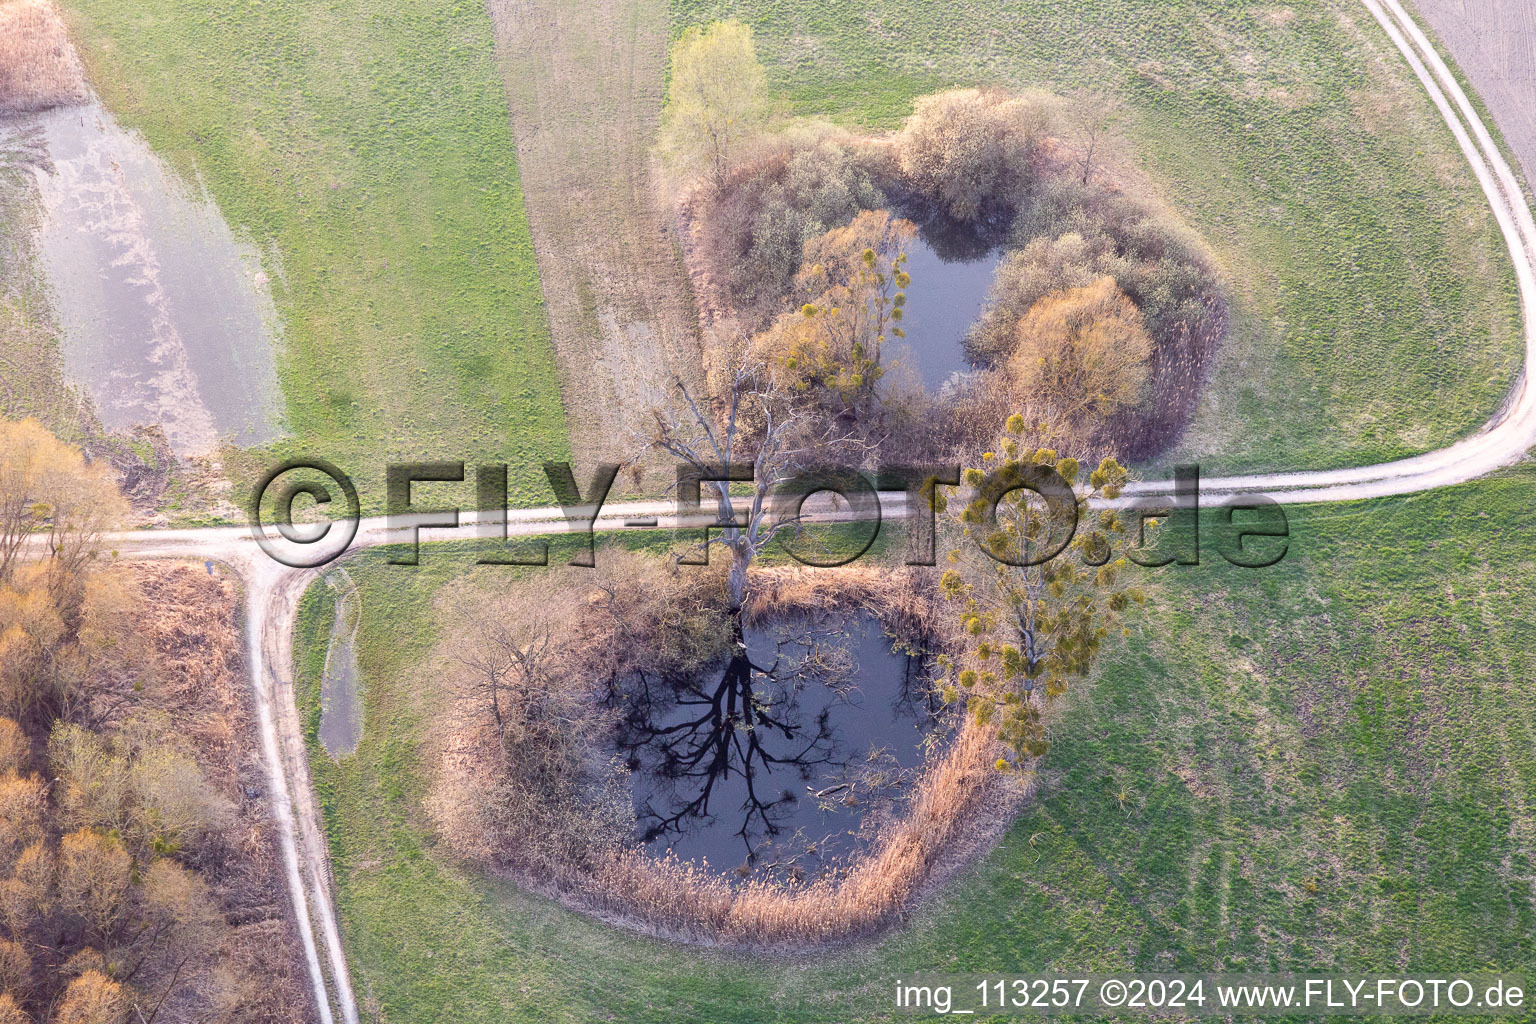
<box><xmin>609</xmin><ymin>614</ymin><xmax>941</xmax><ymax>881</ymax></box>
<box><xmin>891</xmin><ymin>234</ymin><xmax>1003</xmax><ymax>391</ymax></box>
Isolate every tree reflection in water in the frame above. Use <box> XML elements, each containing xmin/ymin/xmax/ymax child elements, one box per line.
<box><xmin>607</xmin><ymin>614</ymin><xmax>938</xmax><ymax>879</ymax></box>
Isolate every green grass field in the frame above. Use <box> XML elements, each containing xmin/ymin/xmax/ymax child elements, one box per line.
<box><xmin>52</xmin><ymin>0</ymin><xmax>1526</xmax><ymax>498</ymax></box>
<box><xmin>670</xmin><ymin>0</ymin><xmax>1525</xmax><ymax>476</ymax></box>
<box><xmin>294</xmin><ymin>475</ymin><xmax>1536</xmax><ymax>1022</ymax></box>
<box><xmin>60</xmin><ymin>0</ymin><xmax>570</xmax><ymax>511</ymax></box>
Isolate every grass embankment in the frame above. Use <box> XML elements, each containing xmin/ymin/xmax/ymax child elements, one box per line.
<box><xmin>671</xmin><ymin>0</ymin><xmax>1524</xmax><ymax>475</ymax></box>
<box><xmin>59</xmin><ymin>0</ymin><xmax>570</xmax><ymax>510</ymax></box>
<box><xmin>296</xmin><ymin>479</ymin><xmax>1536</xmax><ymax>1021</ymax></box>
<box><xmin>0</xmin><ymin>131</ymin><xmax>77</xmax><ymax>434</ymax></box>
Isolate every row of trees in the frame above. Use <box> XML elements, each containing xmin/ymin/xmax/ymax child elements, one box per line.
<box><xmin>660</xmin><ymin>21</ymin><xmax>1121</xmax><ymax>213</ymax></box>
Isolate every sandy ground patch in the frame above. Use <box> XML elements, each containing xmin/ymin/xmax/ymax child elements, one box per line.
<box><xmin>1412</xmin><ymin>0</ymin><xmax>1536</xmax><ymax>192</ymax></box>
<box><xmin>486</xmin><ymin>0</ymin><xmax>704</xmax><ymax>488</ymax></box>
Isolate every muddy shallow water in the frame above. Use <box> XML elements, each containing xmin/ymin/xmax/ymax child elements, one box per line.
<box><xmin>319</xmin><ymin>571</ymin><xmax>363</xmax><ymax>759</ymax></box>
<box><xmin>611</xmin><ymin>613</ymin><xmax>943</xmax><ymax>880</ymax></box>
<box><xmin>3</xmin><ymin>101</ymin><xmax>283</xmax><ymax>454</ymax></box>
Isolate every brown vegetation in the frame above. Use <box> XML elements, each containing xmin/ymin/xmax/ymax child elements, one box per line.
<box><xmin>0</xmin><ymin>419</ymin><xmax>314</xmax><ymax>1024</ymax></box>
<box><xmin>427</xmin><ymin>557</ymin><xmax>1024</xmax><ymax>950</ymax></box>
<box><xmin>428</xmin><ymin>555</ymin><xmax>729</xmax><ymax>874</ymax></box>
<box><xmin>486</xmin><ymin>0</ymin><xmax>706</xmax><ymax>490</ymax></box>
<box><xmin>0</xmin><ymin>559</ymin><xmax>318</xmax><ymax>1023</ymax></box>
<box><xmin>994</xmin><ymin>166</ymin><xmax>1228</xmax><ymax>456</ymax></box>
<box><xmin>1007</xmin><ymin>276</ymin><xmax>1154</xmax><ymax>427</ymax></box>
<box><xmin>896</xmin><ymin>87</ymin><xmax>1047</xmax><ymax>224</ymax></box>
<box><xmin>751</xmin><ymin>210</ymin><xmax>914</xmax><ymax>416</ymax></box>
<box><xmin>674</xmin><ymin>82</ymin><xmax>1226</xmax><ymax>460</ymax></box>
<box><xmin>0</xmin><ymin>0</ymin><xmax>88</xmax><ymax>116</ymax></box>
<box><xmin>579</xmin><ymin>711</ymin><xmax>1008</xmax><ymax>948</ymax></box>
<box><xmin>689</xmin><ymin>127</ymin><xmax>889</xmax><ymax>328</ymax></box>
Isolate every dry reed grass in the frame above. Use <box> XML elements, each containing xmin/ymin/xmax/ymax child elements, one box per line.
<box><xmin>0</xmin><ymin>0</ymin><xmax>88</xmax><ymax>115</ymax></box>
<box><xmin>430</xmin><ymin>560</ymin><xmax>1027</xmax><ymax>951</ymax></box>
<box><xmin>580</xmin><ymin>713</ymin><xmax>1019</xmax><ymax>949</ymax></box>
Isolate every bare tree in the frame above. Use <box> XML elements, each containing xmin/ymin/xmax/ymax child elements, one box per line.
<box><xmin>641</xmin><ymin>339</ymin><xmax>857</xmax><ymax>615</ymax></box>
<box><xmin>454</xmin><ymin>613</ymin><xmax>564</xmax><ymax>747</ymax></box>
<box><xmin>1064</xmin><ymin>89</ymin><xmax>1123</xmax><ymax>186</ymax></box>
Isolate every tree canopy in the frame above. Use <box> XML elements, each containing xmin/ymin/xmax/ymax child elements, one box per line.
<box><xmin>659</xmin><ymin>20</ymin><xmax>768</xmax><ymax>190</ymax></box>
<box><xmin>0</xmin><ymin>418</ymin><xmax>125</xmax><ymax>597</ymax></box>
<box><xmin>1008</xmin><ymin>276</ymin><xmax>1154</xmax><ymax>427</ymax></box>
<box><xmin>937</xmin><ymin>415</ymin><xmax>1143</xmax><ymax>766</ymax></box>
<box><xmin>750</xmin><ymin>210</ymin><xmax>913</xmax><ymax>417</ymax></box>
<box><xmin>897</xmin><ymin>88</ymin><xmax>1046</xmax><ymax>223</ymax></box>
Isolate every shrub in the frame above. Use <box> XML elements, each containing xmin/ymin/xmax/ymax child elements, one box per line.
<box><xmin>1009</xmin><ymin>176</ymin><xmax>1223</xmax><ymax>353</ymax></box>
<box><xmin>896</xmin><ymin>88</ymin><xmax>1048</xmax><ymax>223</ymax></box>
<box><xmin>752</xmin><ymin>210</ymin><xmax>915</xmax><ymax>415</ymax></box>
<box><xmin>0</xmin><ymin>773</ymin><xmax>46</xmax><ymax>870</ymax></box>
<box><xmin>51</xmin><ymin>969</ymin><xmax>126</xmax><ymax>1024</ymax></box>
<box><xmin>1008</xmin><ymin>276</ymin><xmax>1154</xmax><ymax>426</ymax></box>
<box><xmin>50</xmin><ymin>718</ymin><xmax>231</xmax><ymax>855</ymax></box>
<box><xmin>0</xmin><ymin>937</ymin><xmax>28</xmax><ymax>995</ymax></box>
<box><xmin>0</xmin><ymin>721</ymin><xmax>25</xmax><ymax>776</ymax></box>
<box><xmin>57</xmin><ymin>830</ymin><xmax>130</xmax><ymax>943</ymax></box>
<box><xmin>967</xmin><ymin>232</ymin><xmax>1105</xmax><ymax>367</ymax></box>
<box><xmin>699</xmin><ymin>133</ymin><xmax>886</xmax><ymax>323</ymax></box>
<box><xmin>428</xmin><ymin>557</ymin><xmax>734</xmax><ymax>875</ymax></box>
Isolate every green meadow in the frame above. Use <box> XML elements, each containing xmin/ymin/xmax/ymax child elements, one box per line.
<box><xmin>62</xmin><ymin>0</ymin><xmax>570</xmax><ymax>511</ymax></box>
<box><xmin>295</xmin><ymin>468</ymin><xmax>1536</xmax><ymax>1021</ymax></box>
<box><xmin>671</xmin><ymin>0</ymin><xmax>1525</xmax><ymax>475</ymax></box>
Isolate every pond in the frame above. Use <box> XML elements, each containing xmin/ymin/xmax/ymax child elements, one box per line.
<box><xmin>609</xmin><ymin>613</ymin><xmax>943</xmax><ymax>881</ymax></box>
<box><xmin>5</xmin><ymin>100</ymin><xmax>284</xmax><ymax>455</ymax></box>
<box><xmin>890</xmin><ymin>232</ymin><xmax>1003</xmax><ymax>392</ymax></box>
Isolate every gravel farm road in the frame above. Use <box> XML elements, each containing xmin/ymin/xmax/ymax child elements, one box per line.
<box><xmin>101</xmin><ymin>2</ymin><xmax>1536</xmax><ymax>1021</ymax></box>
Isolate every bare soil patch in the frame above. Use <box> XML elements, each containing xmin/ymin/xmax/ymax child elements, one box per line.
<box><xmin>486</xmin><ymin>0</ymin><xmax>704</xmax><ymax>490</ymax></box>
<box><xmin>1412</xmin><ymin>0</ymin><xmax>1536</xmax><ymax>193</ymax></box>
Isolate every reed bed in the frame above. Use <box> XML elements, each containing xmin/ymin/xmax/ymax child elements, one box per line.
<box><xmin>0</xmin><ymin>0</ymin><xmax>88</xmax><ymax>115</ymax></box>
<box><xmin>580</xmin><ymin>714</ymin><xmax>1019</xmax><ymax>949</ymax></box>
<box><xmin>431</xmin><ymin>561</ymin><xmax>1027</xmax><ymax>951</ymax></box>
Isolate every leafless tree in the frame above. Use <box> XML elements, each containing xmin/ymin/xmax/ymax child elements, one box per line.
<box><xmin>454</xmin><ymin>612</ymin><xmax>568</xmax><ymax>747</ymax></box>
<box><xmin>640</xmin><ymin>339</ymin><xmax>861</xmax><ymax>614</ymax></box>
<box><xmin>1065</xmin><ymin>89</ymin><xmax>1123</xmax><ymax>186</ymax></box>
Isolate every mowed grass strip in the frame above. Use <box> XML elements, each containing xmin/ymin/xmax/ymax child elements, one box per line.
<box><xmin>60</xmin><ymin>0</ymin><xmax>570</xmax><ymax>509</ymax></box>
<box><xmin>671</xmin><ymin>0</ymin><xmax>1524</xmax><ymax>475</ymax></box>
<box><xmin>295</xmin><ymin>481</ymin><xmax>1536</xmax><ymax>1021</ymax></box>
